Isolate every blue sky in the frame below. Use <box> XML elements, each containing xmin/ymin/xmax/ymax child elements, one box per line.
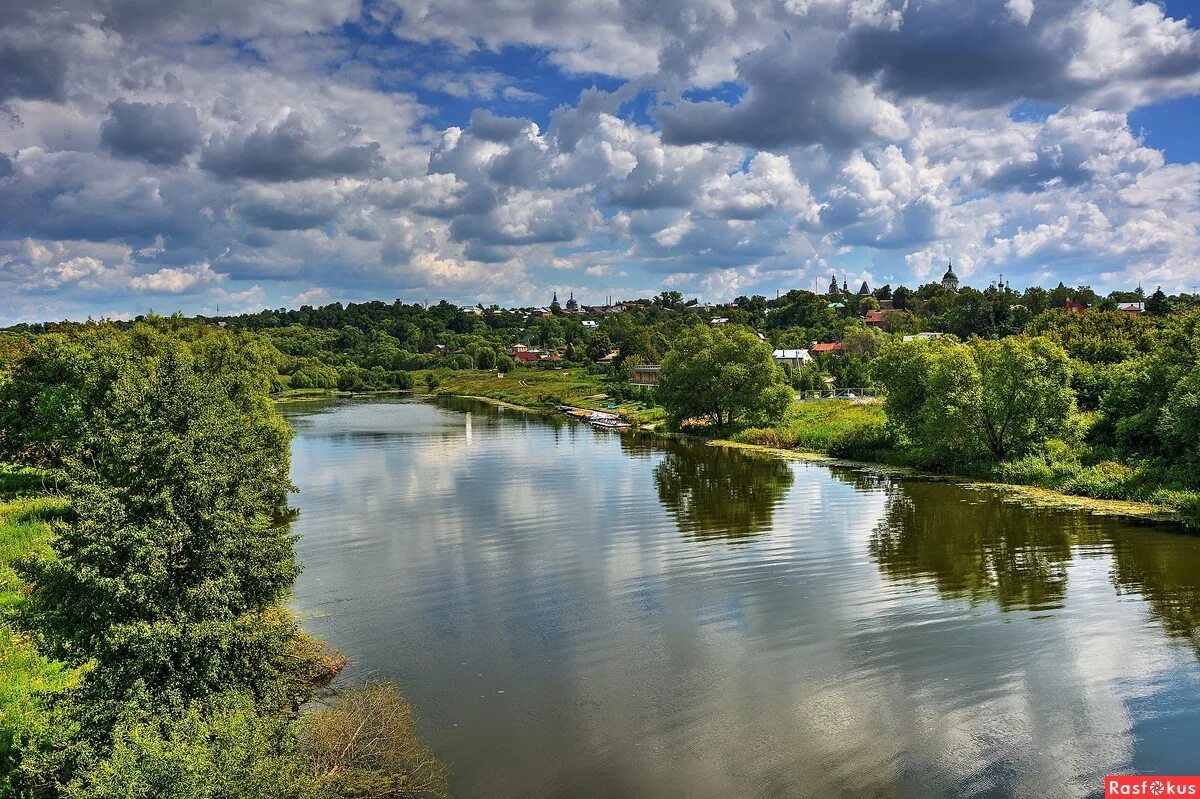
<box><xmin>1</xmin><ymin>0</ymin><xmax>1199</xmax><ymax>323</ymax></box>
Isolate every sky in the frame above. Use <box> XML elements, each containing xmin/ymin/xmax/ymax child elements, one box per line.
<box><xmin>2</xmin><ymin>0</ymin><xmax>1200</xmax><ymax>324</ymax></box>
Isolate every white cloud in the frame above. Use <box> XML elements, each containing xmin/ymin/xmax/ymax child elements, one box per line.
<box><xmin>130</xmin><ymin>262</ymin><xmax>222</xmax><ymax>293</ymax></box>
<box><xmin>0</xmin><ymin>0</ymin><xmax>1198</xmax><ymax>322</ymax></box>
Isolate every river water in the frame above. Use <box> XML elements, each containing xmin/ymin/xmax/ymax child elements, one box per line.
<box><xmin>282</xmin><ymin>396</ymin><xmax>1200</xmax><ymax>799</ymax></box>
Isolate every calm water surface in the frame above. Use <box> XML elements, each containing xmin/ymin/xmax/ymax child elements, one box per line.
<box><xmin>283</xmin><ymin>397</ymin><xmax>1200</xmax><ymax>799</ymax></box>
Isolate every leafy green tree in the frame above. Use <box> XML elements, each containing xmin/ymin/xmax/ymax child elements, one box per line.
<box><xmin>584</xmin><ymin>332</ymin><xmax>613</xmax><ymax>362</ymax></box>
<box><xmin>19</xmin><ymin>330</ymin><xmax>300</xmax><ymax>741</ymax></box>
<box><xmin>0</xmin><ymin>330</ymin><xmax>128</xmax><ymax>466</ymax></box>
<box><xmin>289</xmin><ymin>360</ymin><xmax>339</xmax><ymax>390</ymax></box>
<box><xmin>875</xmin><ymin>336</ymin><xmax>1073</xmax><ymax>463</ymax></box>
<box><xmin>656</xmin><ymin>326</ymin><xmax>792</xmax><ymax>429</ymax></box>
<box><xmin>1161</xmin><ymin>364</ymin><xmax>1200</xmax><ymax>450</ymax></box>
<box><xmin>474</xmin><ymin>347</ymin><xmax>496</xmax><ymax>370</ymax></box>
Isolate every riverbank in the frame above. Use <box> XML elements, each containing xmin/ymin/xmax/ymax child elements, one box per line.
<box><xmin>711</xmin><ymin>439</ymin><xmax>1179</xmax><ymax>523</ymax></box>
<box><xmin>395</xmin><ymin>371</ymin><xmax>1193</xmax><ymax>527</ymax></box>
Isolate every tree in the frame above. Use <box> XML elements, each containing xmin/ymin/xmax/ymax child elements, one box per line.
<box><xmin>289</xmin><ymin>360</ymin><xmax>339</xmax><ymax>390</ymax></box>
<box><xmin>874</xmin><ymin>336</ymin><xmax>1073</xmax><ymax>464</ymax></box>
<box><xmin>656</xmin><ymin>325</ymin><xmax>792</xmax><ymax>429</ymax></box>
<box><xmin>654</xmin><ymin>291</ymin><xmax>683</xmax><ymax>309</ymax></box>
<box><xmin>585</xmin><ymin>332</ymin><xmax>613</xmax><ymax>362</ymax></box>
<box><xmin>474</xmin><ymin>348</ymin><xmax>496</xmax><ymax>370</ymax></box>
<box><xmin>19</xmin><ymin>328</ymin><xmax>301</xmax><ymax>738</ymax></box>
<box><xmin>1147</xmin><ymin>287</ymin><xmax>1171</xmax><ymax>317</ymax></box>
<box><xmin>968</xmin><ymin>337</ymin><xmax>1073</xmax><ymax>459</ymax></box>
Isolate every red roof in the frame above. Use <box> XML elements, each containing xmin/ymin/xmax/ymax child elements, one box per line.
<box><xmin>863</xmin><ymin>309</ymin><xmax>887</xmax><ymax>324</ymax></box>
<box><xmin>1064</xmin><ymin>300</ymin><xmax>1086</xmax><ymax>313</ymax></box>
<box><xmin>513</xmin><ymin>351</ymin><xmax>539</xmax><ymax>362</ymax></box>
<box><xmin>811</xmin><ymin>342</ymin><xmax>844</xmax><ymax>353</ymax></box>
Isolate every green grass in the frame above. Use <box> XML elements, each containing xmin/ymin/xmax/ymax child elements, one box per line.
<box><xmin>733</xmin><ymin>400</ymin><xmax>892</xmax><ymax>456</ymax></box>
<box><xmin>418</xmin><ymin>367</ymin><xmax>606</xmax><ymax>407</ymax></box>
<box><xmin>0</xmin><ymin>471</ymin><xmax>74</xmax><ymax>791</ymax></box>
<box><xmin>418</xmin><ymin>367</ymin><xmax>670</xmax><ymax>425</ymax></box>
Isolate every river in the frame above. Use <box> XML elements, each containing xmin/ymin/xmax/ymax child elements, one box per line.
<box><xmin>282</xmin><ymin>396</ymin><xmax>1200</xmax><ymax>799</ymax></box>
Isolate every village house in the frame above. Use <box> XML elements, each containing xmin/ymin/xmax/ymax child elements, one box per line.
<box><xmin>903</xmin><ymin>332</ymin><xmax>945</xmax><ymax>342</ymax></box>
<box><xmin>772</xmin><ymin>348</ymin><xmax>812</xmax><ymax>368</ymax></box>
<box><xmin>1064</xmin><ymin>299</ymin><xmax>1087</xmax><ymax>313</ymax></box>
<box><xmin>863</xmin><ymin>309</ymin><xmax>889</xmax><ymax>326</ymax></box>
<box><xmin>810</xmin><ymin>342</ymin><xmax>845</xmax><ymax>355</ymax></box>
<box><xmin>630</xmin><ymin>364</ymin><xmax>661</xmax><ymax>386</ymax></box>
<box><xmin>1119</xmin><ymin>301</ymin><xmax>1145</xmax><ymax>315</ymax></box>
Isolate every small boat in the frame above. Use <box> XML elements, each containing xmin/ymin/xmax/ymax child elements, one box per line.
<box><xmin>588</xmin><ymin>412</ymin><xmax>630</xmax><ymax>430</ymax></box>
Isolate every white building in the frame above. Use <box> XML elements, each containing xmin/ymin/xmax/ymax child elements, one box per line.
<box><xmin>903</xmin><ymin>332</ymin><xmax>945</xmax><ymax>342</ymax></box>
<box><xmin>772</xmin><ymin>348</ymin><xmax>812</xmax><ymax>368</ymax></box>
<box><xmin>582</xmin><ymin>320</ymin><xmax>599</xmax><ymax>330</ymax></box>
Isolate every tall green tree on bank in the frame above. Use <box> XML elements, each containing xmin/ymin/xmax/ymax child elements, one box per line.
<box><xmin>656</xmin><ymin>325</ymin><xmax>792</xmax><ymax>430</ymax></box>
<box><xmin>873</xmin><ymin>336</ymin><xmax>1073</xmax><ymax>464</ymax></box>
<box><xmin>13</xmin><ymin>333</ymin><xmax>297</xmax><ymax>760</ymax></box>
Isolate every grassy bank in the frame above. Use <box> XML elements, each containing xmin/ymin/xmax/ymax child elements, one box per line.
<box><xmin>735</xmin><ymin>400</ymin><xmax>892</xmax><ymax>457</ymax></box>
<box><xmin>0</xmin><ymin>469</ymin><xmax>75</xmax><ymax>790</ymax></box>
<box><xmin>415</xmin><ymin>367</ymin><xmax>667</xmax><ymax>425</ymax></box>
<box><xmin>731</xmin><ymin>400</ymin><xmax>1199</xmax><ymax>524</ymax></box>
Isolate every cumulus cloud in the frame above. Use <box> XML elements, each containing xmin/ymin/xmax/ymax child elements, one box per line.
<box><xmin>201</xmin><ymin>111</ymin><xmax>382</xmax><ymax>181</ymax></box>
<box><xmin>659</xmin><ymin>37</ymin><xmax>906</xmax><ymax>149</ymax></box>
<box><xmin>130</xmin><ymin>262</ymin><xmax>222</xmax><ymax>293</ymax></box>
<box><xmin>0</xmin><ymin>0</ymin><xmax>1198</xmax><ymax>323</ymax></box>
<box><xmin>0</xmin><ymin>42</ymin><xmax>67</xmax><ymax>102</ymax></box>
<box><xmin>836</xmin><ymin>0</ymin><xmax>1200</xmax><ymax>111</ymax></box>
<box><xmin>101</xmin><ymin>100</ymin><xmax>202</xmax><ymax>165</ymax></box>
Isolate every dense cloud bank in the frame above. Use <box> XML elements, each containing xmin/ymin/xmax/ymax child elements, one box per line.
<box><xmin>0</xmin><ymin>0</ymin><xmax>1198</xmax><ymax>323</ymax></box>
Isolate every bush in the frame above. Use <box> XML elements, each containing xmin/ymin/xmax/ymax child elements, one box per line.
<box><xmin>825</xmin><ymin>418</ymin><xmax>896</xmax><ymax>459</ymax></box>
<box><xmin>1062</xmin><ymin>461</ymin><xmax>1138</xmax><ymax>500</ymax></box>
<box><xmin>288</xmin><ymin>361</ymin><xmax>339</xmax><ymax>390</ymax></box>
<box><xmin>301</xmin><ymin>683</ymin><xmax>448</xmax><ymax>799</ymax></box>
<box><xmin>996</xmin><ymin>442</ymin><xmax>1083</xmax><ymax>488</ymax></box>
<box><xmin>55</xmin><ymin>696</ymin><xmax>315</xmax><ymax>799</ymax></box>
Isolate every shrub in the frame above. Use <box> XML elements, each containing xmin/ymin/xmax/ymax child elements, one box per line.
<box><xmin>301</xmin><ymin>683</ymin><xmax>448</xmax><ymax>799</ymax></box>
<box><xmin>825</xmin><ymin>419</ymin><xmax>896</xmax><ymax>459</ymax></box>
<box><xmin>1062</xmin><ymin>461</ymin><xmax>1138</xmax><ymax>500</ymax></box>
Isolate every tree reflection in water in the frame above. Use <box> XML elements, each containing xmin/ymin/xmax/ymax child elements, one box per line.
<box><xmin>652</xmin><ymin>440</ymin><xmax>794</xmax><ymax>541</ymax></box>
<box><xmin>1109</xmin><ymin>531</ymin><xmax>1200</xmax><ymax>657</ymax></box>
<box><xmin>868</xmin><ymin>477</ymin><xmax>1200</xmax><ymax>657</ymax></box>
